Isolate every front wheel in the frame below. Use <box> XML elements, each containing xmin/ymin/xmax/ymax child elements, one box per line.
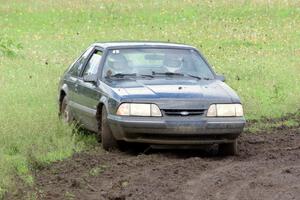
<box><xmin>101</xmin><ymin>107</ymin><xmax>118</xmax><ymax>151</ymax></box>
<box><xmin>218</xmin><ymin>140</ymin><xmax>237</xmax><ymax>156</ymax></box>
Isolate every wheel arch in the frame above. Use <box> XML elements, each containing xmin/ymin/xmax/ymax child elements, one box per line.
<box><xmin>96</xmin><ymin>96</ymin><xmax>109</xmax><ymax>130</ymax></box>
<box><xmin>58</xmin><ymin>84</ymin><xmax>69</xmax><ymax>115</ymax></box>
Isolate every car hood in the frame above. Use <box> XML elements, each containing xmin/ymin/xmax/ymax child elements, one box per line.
<box><xmin>106</xmin><ymin>79</ymin><xmax>241</xmax><ymax>109</ymax></box>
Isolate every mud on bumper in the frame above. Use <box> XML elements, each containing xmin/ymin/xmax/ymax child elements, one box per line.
<box><xmin>107</xmin><ymin>115</ymin><xmax>246</xmax><ymax>145</ymax></box>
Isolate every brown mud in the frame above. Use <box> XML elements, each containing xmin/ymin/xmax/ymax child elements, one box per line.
<box><xmin>6</xmin><ymin>128</ymin><xmax>300</xmax><ymax>200</ymax></box>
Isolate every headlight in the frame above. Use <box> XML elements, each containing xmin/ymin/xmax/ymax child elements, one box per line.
<box><xmin>207</xmin><ymin>104</ymin><xmax>244</xmax><ymax>117</ymax></box>
<box><xmin>116</xmin><ymin>103</ymin><xmax>162</xmax><ymax>117</ymax></box>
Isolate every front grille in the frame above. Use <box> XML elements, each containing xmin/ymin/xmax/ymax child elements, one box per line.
<box><xmin>163</xmin><ymin>109</ymin><xmax>206</xmax><ymax>116</ymax></box>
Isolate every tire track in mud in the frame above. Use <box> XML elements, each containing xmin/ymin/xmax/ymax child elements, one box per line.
<box><xmin>5</xmin><ymin>128</ymin><xmax>300</xmax><ymax>200</ymax></box>
<box><xmin>183</xmin><ymin>141</ymin><xmax>300</xmax><ymax>200</ymax></box>
<box><xmin>184</xmin><ymin>161</ymin><xmax>300</xmax><ymax>200</ymax></box>
<box><xmin>100</xmin><ymin>153</ymin><xmax>212</xmax><ymax>200</ymax></box>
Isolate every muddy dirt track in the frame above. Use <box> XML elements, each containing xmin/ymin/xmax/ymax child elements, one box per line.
<box><xmin>11</xmin><ymin>128</ymin><xmax>300</xmax><ymax>200</ymax></box>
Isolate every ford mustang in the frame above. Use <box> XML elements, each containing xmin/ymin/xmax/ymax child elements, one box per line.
<box><xmin>58</xmin><ymin>42</ymin><xmax>246</xmax><ymax>155</ymax></box>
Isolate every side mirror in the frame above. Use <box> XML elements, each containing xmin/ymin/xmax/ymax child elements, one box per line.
<box><xmin>83</xmin><ymin>74</ymin><xmax>98</xmax><ymax>84</ymax></box>
<box><xmin>216</xmin><ymin>74</ymin><xmax>226</xmax><ymax>82</ymax></box>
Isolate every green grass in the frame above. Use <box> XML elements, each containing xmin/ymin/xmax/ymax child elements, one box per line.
<box><xmin>0</xmin><ymin>0</ymin><xmax>299</xmax><ymax>198</ymax></box>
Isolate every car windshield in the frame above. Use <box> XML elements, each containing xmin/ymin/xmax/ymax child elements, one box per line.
<box><xmin>102</xmin><ymin>48</ymin><xmax>215</xmax><ymax>80</ymax></box>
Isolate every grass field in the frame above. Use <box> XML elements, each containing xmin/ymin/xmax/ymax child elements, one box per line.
<box><xmin>0</xmin><ymin>0</ymin><xmax>299</xmax><ymax>198</ymax></box>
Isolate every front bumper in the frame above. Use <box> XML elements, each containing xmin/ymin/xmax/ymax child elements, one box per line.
<box><xmin>107</xmin><ymin>115</ymin><xmax>246</xmax><ymax>145</ymax></box>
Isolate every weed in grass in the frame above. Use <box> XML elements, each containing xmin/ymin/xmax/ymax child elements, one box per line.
<box><xmin>0</xmin><ymin>35</ymin><xmax>22</xmax><ymax>57</ymax></box>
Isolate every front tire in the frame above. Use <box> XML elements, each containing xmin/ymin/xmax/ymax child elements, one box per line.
<box><xmin>101</xmin><ymin>107</ymin><xmax>118</xmax><ymax>151</ymax></box>
<box><xmin>218</xmin><ymin>140</ymin><xmax>237</xmax><ymax>156</ymax></box>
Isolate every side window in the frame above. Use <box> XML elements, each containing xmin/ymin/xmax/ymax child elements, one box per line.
<box><xmin>82</xmin><ymin>50</ymin><xmax>103</xmax><ymax>77</ymax></box>
<box><xmin>69</xmin><ymin>57</ymin><xmax>85</xmax><ymax>77</ymax></box>
<box><xmin>68</xmin><ymin>47</ymin><xmax>93</xmax><ymax>77</ymax></box>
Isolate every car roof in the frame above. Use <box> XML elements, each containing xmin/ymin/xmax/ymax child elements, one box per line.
<box><xmin>93</xmin><ymin>41</ymin><xmax>196</xmax><ymax>50</ymax></box>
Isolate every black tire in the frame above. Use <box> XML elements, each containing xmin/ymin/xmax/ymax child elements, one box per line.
<box><xmin>96</xmin><ymin>110</ymin><xmax>102</xmax><ymax>142</ymax></box>
<box><xmin>60</xmin><ymin>96</ymin><xmax>73</xmax><ymax>124</ymax></box>
<box><xmin>218</xmin><ymin>140</ymin><xmax>237</xmax><ymax>156</ymax></box>
<box><xmin>101</xmin><ymin>107</ymin><xmax>118</xmax><ymax>151</ymax></box>
<box><xmin>96</xmin><ymin>124</ymin><xmax>102</xmax><ymax>143</ymax></box>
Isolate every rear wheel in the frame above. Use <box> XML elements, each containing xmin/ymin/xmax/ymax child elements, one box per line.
<box><xmin>101</xmin><ymin>107</ymin><xmax>118</xmax><ymax>151</ymax></box>
<box><xmin>60</xmin><ymin>96</ymin><xmax>73</xmax><ymax>124</ymax></box>
<box><xmin>218</xmin><ymin>140</ymin><xmax>237</xmax><ymax>156</ymax></box>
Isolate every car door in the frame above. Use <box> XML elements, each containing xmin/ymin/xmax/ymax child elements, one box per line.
<box><xmin>66</xmin><ymin>47</ymin><xmax>93</xmax><ymax>120</ymax></box>
<box><xmin>75</xmin><ymin>48</ymin><xmax>104</xmax><ymax>132</ymax></box>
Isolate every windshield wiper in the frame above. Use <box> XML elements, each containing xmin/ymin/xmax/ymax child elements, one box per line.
<box><xmin>152</xmin><ymin>71</ymin><xmax>185</xmax><ymax>76</ymax></box>
<box><xmin>186</xmin><ymin>74</ymin><xmax>202</xmax><ymax>80</ymax></box>
<box><xmin>109</xmin><ymin>73</ymin><xmax>137</xmax><ymax>78</ymax></box>
<box><xmin>203</xmin><ymin>77</ymin><xmax>213</xmax><ymax>80</ymax></box>
<box><xmin>186</xmin><ymin>74</ymin><xmax>214</xmax><ymax>80</ymax></box>
<box><xmin>151</xmin><ymin>71</ymin><xmax>214</xmax><ymax>81</ymax></box>
<box><xmin>139</xmin><ymin>74</ymin><xmax>154</xmax><ymax>78</ymax></box>
<box><xmin>107</xmin><ymin>73</ymin><xmax>155</xmax><ymax>80</ymax></box>
<box><xmin>151</xmin><ymin>72</ymin><xmax>209</xmax><ymax>80</ymax></box>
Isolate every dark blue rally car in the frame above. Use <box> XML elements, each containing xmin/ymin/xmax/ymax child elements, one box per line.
<box><xmin>58</xmin><ymin>42</ymin><xmax>245</xmax><ymax>155</ymax></box>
